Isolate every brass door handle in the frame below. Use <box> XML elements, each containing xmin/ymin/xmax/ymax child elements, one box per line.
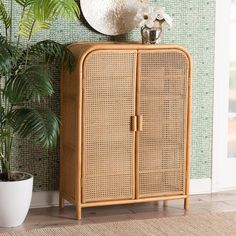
<box><xmin>131</xmin><ymin>116</ymin><xmax>137</xmax><ymax>132</ymax></box>
<box><xmin>131</xmin><ymin>116</ymin><xmax>143</xmax><ymax>132</ymax></box>
<box><xmin>137</xmin><ymin>115</ymin><xmax>143</xmax><ymax>131</ymax></box>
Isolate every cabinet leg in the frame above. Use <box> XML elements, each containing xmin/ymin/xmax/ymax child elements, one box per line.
<box><xmin>184</xmin><ymin>197</ymin><xmax>190</xmax><ymax>210</ymax></box>
<box><xmin>59</xmin><ymin>194</ymin><xmax>64</xmax><ymax>209</ymax></box>
<box><xmin>163</xmin><ymin>200</ymin><xmax>168</xmax><ymax>207</ymax></box>
<box><xmin>76</xmin><ymin>204</ymin><xmax>82</xmax><ymax>220</ymax></box>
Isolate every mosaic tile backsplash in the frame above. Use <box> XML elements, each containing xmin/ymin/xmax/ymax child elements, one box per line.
<box><xmin>1</xmin><ymin>0</ymin><xmax>215</xmax><ymax>191</ymax></box>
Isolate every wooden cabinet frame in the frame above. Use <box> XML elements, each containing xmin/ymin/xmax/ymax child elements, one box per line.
<box><xmin>60</xmin><ymin>43</ymin><xmax>192</xmax><ymax>219</ymax></box>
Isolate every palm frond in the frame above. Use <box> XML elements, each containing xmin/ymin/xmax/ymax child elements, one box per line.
<box><xmin>0</xmin><ymin>106</ymin><xmax>5</xmax><ymax>125</ymax></box>
<box><xmin>19</xmin><ymin>40</ymin><xmax>75</xmax><ymax>71</ymax></box>
<box><xmin>0</xmin><ymin>128</ymin><xmax>10</xmax><ymax>143</ymax></box>
<box><xmin>30</xmin><ymin>0</ymin><xmax>80</xmax><ymax>22</ymax></box>
<box><xmin>15</xmin><ymin>0</ymin><xmax>34</xmax><ymax>7</ymax></box>
<box><xmin>0</xmin><ymin>33</ymin><xmax>4</xmax><ymax>43</ymax></box>
<box><xmin>9</xmin><ymin>108</ymin><xmax>60</xmax><ymax>149</ymax></box>
<box><xmin>0</xmin><ymin>0</ymin><xmax>11</xmax><ymax>30</ymax></box>
<box><xmin>4</xmin><ymin>65</ymin><xmax>54</xmax><ymax>104</ymax></box>
<box><xmin>18</xmin><ymin>9</ymin><xmax>51</xmax><ymax>38</ymax></box>
<box><xmin>0</xmin><ymin>34</ymin><xmax>18</xmax><ymax>75</ymax></box>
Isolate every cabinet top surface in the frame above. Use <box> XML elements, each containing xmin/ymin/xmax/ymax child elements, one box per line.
<box><xmin>67</xmin><ymin>43</ymin><xmax>192</xmax><ymax>70</ymax></box>
<box><xmin>69</xmin><ymin>42</ymin><xmax>191</xmax><ymax>58</ymax></box>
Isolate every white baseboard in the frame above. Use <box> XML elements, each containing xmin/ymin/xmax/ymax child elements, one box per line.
<box><xmin>189</xmin><ymin>178</ymin><xmax>212</xmax><ymax>195</ymax></box>
<box><xmin>31</xmin><ymin>178</ymin><xmax>212</xmax><ymax>208</ymax></box>
<box><xmin>212</xmin><ymin>186</ymin><xmax>236</xmax><ymax>193</ymax></box>
<box><xmin>31</xmin><ymin>191</ymin><xmax>61</xmax><ymax>208</ymax></box>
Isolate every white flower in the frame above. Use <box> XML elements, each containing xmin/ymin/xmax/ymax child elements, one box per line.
<box><xmin>155</xmin><ymin>7</ymin><xmax>166</xmax><ymax>20</ymax></box>
<box><xmin>134</xmin><ymin>5</ymin><xmax>173</xmax><ymax>28</ymax></box>
<box><xmin>134</xmin><ymin>5</ymin><xmax>156</xmax><ymax>28</ymax></box>
<box><xmin>155</xmin><ymin>6</ymin><xmax>173</xmax><ymax>28</ymax></box>
<box><xmin>163</xmin><ymin>13</ymin><xmax>173</xmax><ymax>28</ymax></box>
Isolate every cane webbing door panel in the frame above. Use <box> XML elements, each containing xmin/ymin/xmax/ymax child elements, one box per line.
<box><xmin>82</xmin><ymin>50</ymin><xmax>137</xmax><ymax>203</ymax></box>
<box><xmin>137</xmin><ymin>50</ymin><xmax>189</xmax><ymax>198</ymax></box>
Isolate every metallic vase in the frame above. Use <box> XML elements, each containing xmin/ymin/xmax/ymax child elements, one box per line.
<box><xmin>141</xmin><ymin>26</ymin><xmax>162</xmax><ymax>44</ymax></box>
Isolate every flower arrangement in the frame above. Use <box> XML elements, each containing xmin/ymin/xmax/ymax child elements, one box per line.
<box><xmin>135</xmin><ymin>5</ymin><xmax>173</xmax><ymax>29</ymax></box>
<box><xmin>134</xmin><ymin>5</ymin><xmax>173</xmax><ymax>44</ymax></box>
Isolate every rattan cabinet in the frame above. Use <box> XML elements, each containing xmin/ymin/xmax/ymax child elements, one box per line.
<box><xmin>60</xmin><ymin>42</ymin><xmax>192</xmax><ymax>219</ymax></box>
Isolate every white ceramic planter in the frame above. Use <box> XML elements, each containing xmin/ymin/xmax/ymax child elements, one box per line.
<box><xmin>0</xmin><ymin>172</ymin><xmax>33</xmax><ymax>228</ymax></box>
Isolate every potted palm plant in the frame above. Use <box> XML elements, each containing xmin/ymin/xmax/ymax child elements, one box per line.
<box><xmin>0</xmin><ymin>0</ymin><xmax>79</xmax><ymax>227</ymax></box>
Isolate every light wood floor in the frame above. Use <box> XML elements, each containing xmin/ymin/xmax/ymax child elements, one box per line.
<box><xmin>1</xmin><ymin>191</ymin><xmax>236</xmax><ymax>233</ymax></box>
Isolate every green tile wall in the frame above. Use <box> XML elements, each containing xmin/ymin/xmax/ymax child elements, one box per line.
<box><xmin>1</xmin><ymin>0</ymin><xmax>215</xmax><ymax>191</ymax></box>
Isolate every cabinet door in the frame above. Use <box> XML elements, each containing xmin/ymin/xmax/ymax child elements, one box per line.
<box><xmin>82</xmin><ymin>50</ymin><xmax>137</xmax><ymax>203</ymax></box>
<box><xmin>137</xmin><ymin>50</ymin><xmax>190</xmax><ymax>198</ymax></box>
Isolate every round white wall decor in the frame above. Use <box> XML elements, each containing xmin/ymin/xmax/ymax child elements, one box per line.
<box><xmin>80</xmin><ymin>0</ymin><xmax>148</xmax><ymax>36</ymax></box>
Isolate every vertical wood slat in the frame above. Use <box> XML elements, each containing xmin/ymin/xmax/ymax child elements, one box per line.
<box><xmin>135</xmin><ymin>51</ymin><xmax>141</xmax><ymax>199</ymax></box>
<box><xmin>184</xmin><ymin>52</ymin><xmax>193</xmax><ymax>209</ymax></box>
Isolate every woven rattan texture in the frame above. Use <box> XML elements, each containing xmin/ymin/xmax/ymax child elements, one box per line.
<box><xmin>82</xmin><ymin>51</ymin><xmax>136</xmax><ymax>202</ymax></box>
<box><xmin>138</xmin><ymin>51</ymin><xmax>188</xmax><ymax>197</ymax></box>
<box><xmin>0</xmin><ymin>0</ymin><xmax>215</xmax><ymax>190</ymax></box>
